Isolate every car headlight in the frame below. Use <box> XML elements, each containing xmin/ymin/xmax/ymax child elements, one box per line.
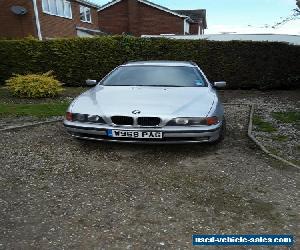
<box><xmin>167</xmin><ymin>116</ymin><xmax>219</xmax><ymax>126</ymax></box>
<box><xmin>175</xmin><ymin>118</ymin><xmax>190</xmax><ymax>125</ymax></box>
<box><xmin>74</xmin><ymin>113</ymin><xmax>87</xmax><ymax>122</ymax></box>
<box><xmin>87</xmin><ymin>115</ymin><xmax>102</xmax><ymax>123</ymax></box>
<box><xmin>65</xmin><ymin>112</ymin><xmax>106</xmax><ymax>124</ymax></box>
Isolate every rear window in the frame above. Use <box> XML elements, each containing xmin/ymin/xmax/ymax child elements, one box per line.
<box><xmin>102</xmin><ymin>66</ymin><xmax>207</xmax><ymax>87</ymax></box>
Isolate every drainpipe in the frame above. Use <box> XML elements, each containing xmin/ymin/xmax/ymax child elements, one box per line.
<box><xmin>32</xmin><ymin>0</ymin><xmax>42</xmax><ymax>40</ymax></box>
<box><xmin>184</xmin><ymin>18</ymin><xmax>187</xmax><ymax>35</ymax></box>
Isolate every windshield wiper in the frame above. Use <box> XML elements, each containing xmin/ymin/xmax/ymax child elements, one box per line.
<box><xmin>105</xmin><ymin>85</ymin><xmax>184</xmax><ymax>87</ymax></box>
<box><xmin>104</xmin><ymin>84</ymin><xmax>187</xmax><ymax>87</ymax></box>
<box><xmin>144</xmin><ymin>85</ymin><xmax>184</xmax><ymax>87</ymax></box>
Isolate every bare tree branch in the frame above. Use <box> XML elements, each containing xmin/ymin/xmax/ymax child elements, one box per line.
<box><xmin>272</xmin><ymin>1</ymin><xmax>300</xmax><ymax>28</ymax></box>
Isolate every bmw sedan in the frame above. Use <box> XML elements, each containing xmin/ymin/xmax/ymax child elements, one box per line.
<box><xmin>63</xmin><ymin>61</ymin><xmax>226</xmax><ymax>144</ymax></box>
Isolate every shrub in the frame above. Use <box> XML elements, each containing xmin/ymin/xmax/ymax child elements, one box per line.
<box><xmin>0</xmin><ymin>36</ymin><xmax>299</xmax><ymax>89</ymax></box>
<box><xmin>5</xmin><ymin>72</ymin><xmax>63</xmax><ymax>98</ymax></box>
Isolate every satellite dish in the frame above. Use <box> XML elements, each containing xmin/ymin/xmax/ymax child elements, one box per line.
<box><xmin>11</xmin><ymin>6</ymin><xmax>28</xmax><ymax>15</ymax></box>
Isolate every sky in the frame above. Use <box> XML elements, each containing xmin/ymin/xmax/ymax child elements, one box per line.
<box><xmin>92</xmin><ymin>0</ymin><xmax>300</xmax><ymax>34</ymax></box>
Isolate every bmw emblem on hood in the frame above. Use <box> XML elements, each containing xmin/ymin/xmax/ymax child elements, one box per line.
<box><xmin>132</xmin><ymin>110</ymin><xmax>141</xmax><ymax>115</ymax></box>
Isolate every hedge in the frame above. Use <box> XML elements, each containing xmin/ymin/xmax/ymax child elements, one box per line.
<box><xmin>0</xmin><ymin>36</ymin><xmax>299</xmax><ymax>89</ymax></box>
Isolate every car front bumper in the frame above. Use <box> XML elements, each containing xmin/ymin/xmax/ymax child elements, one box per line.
<box><xmin>63</xmin><ymin>120</ymin><xmax>223</xmax><ymax>144</ymax></box>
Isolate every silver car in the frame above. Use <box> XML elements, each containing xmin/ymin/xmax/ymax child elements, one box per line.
<box><xmin>63</xmin><ymin>61</ymin><xmax>226</xmax><ymax>144</ymax></box>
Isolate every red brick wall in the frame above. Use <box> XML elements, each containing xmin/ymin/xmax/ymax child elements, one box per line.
<box><xmin>128</xmin><ymin>0</ymin><xmax>139</xmax><ymax>35</ymax></box>
<box><xmin>137</xmin><ymin>1</ymin><xmax>184</xmax><ymax>36</ymax></box>
<box><xmin>98</xmin><ymin>0</ymin><xmax>185</xmax><ymax>36</ymax></box>
<box><xmin>37</xmin><ymin>0</ymin><xmax>99</xmax><ymax>38</ymax></box>
<box><xmin>98</xmin><ymin>0</ymin><xmax>129</xmax><ymax>34</ymax></box>
<box><xmin>0</xmin><ymin>0</ymin><xmax>36</xmax><ymax>39</ymax></box>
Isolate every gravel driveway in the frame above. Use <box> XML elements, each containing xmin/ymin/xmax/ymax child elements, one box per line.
<box><xmin>1</xmin><ymin>102</ymin><xmax>299</xmax><ymax>249</ymax></box>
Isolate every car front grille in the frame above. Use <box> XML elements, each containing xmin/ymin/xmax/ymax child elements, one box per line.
<box><xmin>137</xmin><ymin>117</ymin><xmax>161</xmax><ymax>126</ymax></box>
<box><xmin>111</xmin><ymin>116</ymin><xmax>161</xmax><ymax>127</ymax></box>
<box><xmin>111</xmin><ymin>116</ymin><xmax>134</xmax><ymax>126</ymax></box>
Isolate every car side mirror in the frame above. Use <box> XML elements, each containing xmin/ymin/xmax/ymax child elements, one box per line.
<box><xmin>86</xmin><ymin>79</ymin><xmax>97</xmax><ymax>86</ymax></box>
<box><xmin>213</xmin><ymin>81</ymin><xmax>226</xmax><ymax>89</ymax></box>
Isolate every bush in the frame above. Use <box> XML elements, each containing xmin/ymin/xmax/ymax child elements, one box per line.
<box><xmin>5</xmin><ymin>72</ymin><xmax>63</xmax><ymax>98</ymax></box>
<box><xmin>0</xmin><ymin>36</ymin><xmax>299</xmax><ymax>89</ymax></box>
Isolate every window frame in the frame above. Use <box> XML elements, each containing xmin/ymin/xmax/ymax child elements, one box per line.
<box><xmin>42</xmin><ymin>0</ymin><xmax>72</xmax><ymax>19</ymax></box>
<box><xmin>80</xmin><ymin>5</ymin><xmax>92</xmax><ymax>23</ymax></box>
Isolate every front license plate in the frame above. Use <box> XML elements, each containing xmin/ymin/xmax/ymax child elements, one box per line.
<box><xmin>107</xmin><ymin>130</ymin><xmax>163</xmax><ymax>139</ymax></box>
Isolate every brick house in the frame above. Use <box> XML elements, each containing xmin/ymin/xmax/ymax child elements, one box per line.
<box><xmin>0</xmin><ymin>0</ymin><xmax>104</xmax><ymax>39</ymax></box>
<box><xmin>98</xmin><ymin>0</ymin><xmax>207</xmax><ymax>36</ymax></box>
<box><xmin>0</xmin><ymin>0</ymin><xmax>207</xmax><ymax>39</ymax></box>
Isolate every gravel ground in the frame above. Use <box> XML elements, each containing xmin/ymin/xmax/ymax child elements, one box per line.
<box><xmin>251</xmin><ymin>106</ymin><xmax>299</xmax><ymax>166</ymax></box>
<box><xmin>253</xmin><ymin>107</ymin><xmax>300</xmax><ymax>164</ymax></box>
<box><xmin>220</xmin><ymin>90</ymin><xmax>300</xmax><ymax>166</ymax></box>
<box><xmin>0</xmin><ymin>96</ymin><xmax>299</xmax><ymax>249</ymax></box>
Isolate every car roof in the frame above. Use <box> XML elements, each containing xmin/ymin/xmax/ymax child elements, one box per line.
<box><xmin>123</xmin><ymin>60</ymin><xmax>198</xmax><ymax>67</ymax></box>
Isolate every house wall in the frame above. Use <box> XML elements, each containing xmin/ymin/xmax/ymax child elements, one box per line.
<box><xmin>137</xmin><ymin>1</ymin><xmax>184</xmax><ymax>36</ymax></box>
<box><xmin>190</xmin><ymin>23</ymin><xmax>200</xmax><ymax>35</ymax></box>
<box><xmin>0</xmin><ymin>0</ymin><xmax>36</xmax><ymax>39</ymax></box>
<box><xmin>98</xmin><ymin>0</ymin><xmax>129</xmax><ymax>34</ymax></box>
<box><xmin>38</xmin><ymin>0</ymin><xmax>99</xmax><ymax>39</ymax></box>
<box><xmin>0</xmin><ymin>0</ymin><xmax>205</xmax><ymax>39</ymax></box>
<box><xmin>98</xmin><ymin>0</ymin><xmax>185</xmax><ymax>36</ymax></box>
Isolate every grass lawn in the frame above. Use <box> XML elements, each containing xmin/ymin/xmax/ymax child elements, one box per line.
<box><xmin>0</xmin><ymin>102</ymin><xmax>70</xmax><ymax>118</ymax></box>
<box><xmin>253</xmin><ymin>115</ymin><xmax>277</xmax><ymax>133</ymax></box>
<box><xmin>271</xmin><ymin>111</ymin><xmax>300</xmax><ymax>124</ymax></box>
<box><xmin>271</xmin><ymin>135</ymin><xmax>289</xmax><ymax>142</ymax></box>
<box><xmin>0</xmin><ymin>86</ymin><xmax>88</xmax><ymax>117</ymax></box>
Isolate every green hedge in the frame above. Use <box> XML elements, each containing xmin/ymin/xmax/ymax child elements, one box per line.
<box><xmin>0</xmin><ymin>36</ymin><xmax>299</xmax><ymax>89</ymax></box>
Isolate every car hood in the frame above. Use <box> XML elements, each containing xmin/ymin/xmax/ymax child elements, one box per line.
<box><xmin>72</xmin><ymin>86</ymin><xmax>216</xmax><ymax>117</ymax></box>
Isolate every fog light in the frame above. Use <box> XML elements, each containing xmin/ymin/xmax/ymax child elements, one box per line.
<box><xmin>175</xmin><ymin>118</ymin><xmax>189</xmax><ymax>125</ymax></box>
<box><xmin>66</xmin><ymin>112</ymin><xmax>72</xmax><ymax>121</ymax></box>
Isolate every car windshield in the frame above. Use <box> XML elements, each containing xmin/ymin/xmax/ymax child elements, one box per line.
<box><xmin>102</xmin><ymin>66</ymin><xmax>207</xmax><ymax>87</ymax></box>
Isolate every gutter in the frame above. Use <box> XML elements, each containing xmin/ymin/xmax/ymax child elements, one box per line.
<box><xmin>32</xmin><ymin>0</ymin><xmax>42</xmax><ymax>40</ymax></box>
<box><xmin>75</xmin><ymin>0</ymin><xmax>101</xmax><ymax>9</ymax></box>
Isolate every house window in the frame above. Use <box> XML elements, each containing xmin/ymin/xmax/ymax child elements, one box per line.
<box><xmin>80</xmin><ymin>6</ymin><xmax>92</xmax><ymax>23</ymax></box>
<box><xmin>64</xmin><ymin>1</ymin><xmax>71</xmax><ymax>17</ymax></box>
<box><xmin>42</xmin><ymin>0</ymin><xmax>72</xmax><ymax>19</ymax></box>
<box><xmin>42</xmin><ymin>0</ymin><xmax>50</xmax><ymax>12</ymax></box>
<box><xmin>49</xmin><ymin>0</ymin><xmax>57</xmax><ymax>15</ymax></box>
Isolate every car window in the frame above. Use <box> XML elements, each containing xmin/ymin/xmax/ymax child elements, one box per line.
<box><xmin>102</xmin><ymin>66</ymin><xmax>207</xmax><ymax>87</ymax></box>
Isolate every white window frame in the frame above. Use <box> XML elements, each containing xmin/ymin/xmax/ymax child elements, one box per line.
<box><xmin>80</xmin><ymin>6</ymin><xmax>92</xmax><ymax>23</ymax></box>
<box><xmin>42</xmin><ymin>0</ymin><xmax>72</xmax><ymax>19</ymax></box>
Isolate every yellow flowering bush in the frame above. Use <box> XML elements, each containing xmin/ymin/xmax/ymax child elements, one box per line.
<box><xmin>6</xmin><ymin>72</ymin><xmax>63</xmax><ymax>98</ymax></box>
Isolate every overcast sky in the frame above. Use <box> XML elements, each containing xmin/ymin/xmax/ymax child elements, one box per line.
<box><xmin>93</xmin><ymin>0</ymin><xmax>299</xmax><ymax>34</ymax></box>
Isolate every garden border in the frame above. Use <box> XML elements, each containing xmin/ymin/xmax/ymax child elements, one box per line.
<box><xmin>0</xmin><ymin>117</ymin><xmax>63</xmax><ymax>132</ymax></box>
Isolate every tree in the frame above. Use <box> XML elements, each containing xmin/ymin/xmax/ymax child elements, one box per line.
<box><xmin>296</xmin><ymin>0</ymin><xmax>300</xmax><ymax>13</ymax></box>
<box><xmin>272</xmin><ymin>0</ymin><xmax>300</xmax><ymax>28</ymax></box>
